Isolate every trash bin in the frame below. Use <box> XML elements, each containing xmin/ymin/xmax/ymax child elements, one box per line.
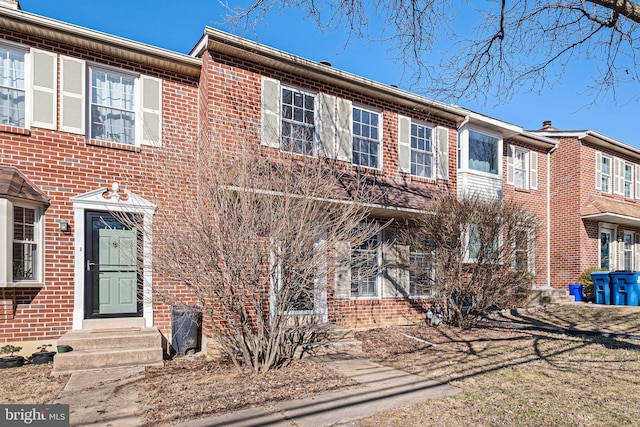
<box><xmin>591</xmin><ymin>272</ymin><xmax>611</xmax><ymax>305</ymax></box>
<box><xmin>610</xmin><ymin>272</ymin><xmax>640</xmax><ymax>306</ymax></box>
<box><xmin>171</xmin><ymin>305</ymin><xmax>202</xmax><ymax>355</ymax></box>
<box><xmin>568</xmin><ymin>283</ymin><xmax>583</xmax><ymax>302</ymax></box>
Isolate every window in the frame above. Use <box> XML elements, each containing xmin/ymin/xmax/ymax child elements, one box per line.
<box><xmin>274</xmin><ymin>242</ymin><xmax>316</xmax><ymax>313</ymax></box>
<box><xmin>281</xmin><ymin>87</ymin><xmax>316</xmax><ymax>156</ymax></box>
<box><xmin>624</xmin><ymin>163</ymin><xmax>634</xmax><ymax>198</ymax></box>
<box><xmin>468</xmin><ymin>131</ymin><xmax>499</xmax><ymax>175</ymax></box>
<box><xmin>90</xmin><ymin>67</ymin><xmax>136</xmax><ymax>145</ymax></box>
<box><xmin>411</xmin><ymin>122</ymin><xmax>434</xmax><ymax>178</ymax></box>
<box><xmin>466</xmin><ymin>224</ymin><xmax>499</xmax><ymax>263</ymax></box>
<box><xmin>514</xmin><ymin>148</ymin><xmax>528</xmax><ymax>189</ymax></box>
<box><xmin>352</xmin><ymin>107</ymin><xmax>380</xmax><ymax>168</ymax></box>
<box><xmin>514</xmin><ymin>227</ymin><xmax>532</xmax><ymax>272</ymax></box>
<box><xmin>0</xmin><ymin>44</ymin><xmax>26</xmax><ymax>127</ymax></box>
<box><xmin>598</xmin><ymin>153</ymin><xmax>612</xmax><ymax>193</ymax></box>
<box><xmin>12</xmin><ymin>206</ymin><xmax>38</xmax><ymax>281</ymax></box>
<box><xmin>409</xmin><ymin>248</ymin><xmax>434</xmax><ymax>297</ymax></box>
<box><xmin>351</xmin><ymin>234</ymin><xmax>379</xmax><ymax>297</ymax></box>
<box><xmin>624</xmin><ymin>232</ymin><xmax>633</xmax><ymax>271</ymax></box>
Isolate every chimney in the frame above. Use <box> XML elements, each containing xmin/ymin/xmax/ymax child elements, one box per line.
<box><xmin>540</xmin><ymin>120</ymin><xmax>557</xmax><ymax>131</ymax></box>
<box><xmin>0</xmin><ymin>0</ymin><xmax>20</xmax><ymax>9</ymax></box>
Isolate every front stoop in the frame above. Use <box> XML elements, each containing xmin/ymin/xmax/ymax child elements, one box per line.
<box><xmin>53</xmin><ymin>319</ymin><xmax>164</xmax><ymax>374</ymax></box>
<box><xmin>527</xmin><ymin>288</ymin><xmax>576</xmax><ymax>306</ymax></box>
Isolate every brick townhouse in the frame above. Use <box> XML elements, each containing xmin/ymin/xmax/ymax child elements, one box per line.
<box><xmin>0</xmin><ymin>0</ymin><xmax>557</xmax><ymax>364</ymax></box>
<box><xmin>535</xmin><ymin>121</ymin><xmax>640</xmax><ymax>286</ymax></box>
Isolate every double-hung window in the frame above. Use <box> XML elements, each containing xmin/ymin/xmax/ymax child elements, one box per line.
<box><xmin>409</xmin><ymin>247</ymin><xmax>434</xmax><ymax>297</ymax></box>
<box><xmin>351</xmin><ymin>233</ymin><xmax>379</xmax><ymax>298</ymax></box>
<box><xmin>0</xmin><ymin>44</ymin><xmax>26</xmax><ymax>128</ymax></box>
<box><xmin>624</xmin><ymin>163</ymin><xmax>634</xmax><ymax>198</ymax></box>
<box><xmin>513</xmin><ymin>149</ymin><xmax>528</xmax><ymax>189</ymax></box>
<box><xmin>12</xmin><ymin>206</ymin><xmax>38</xmax><ymax>281</ymax></box>
<box><xmin>597</xmin><ymin>153</ymin><xmax>612</xmax><ymax>193</ymax></box>
<box><xmin>624</xmin><ymin>232</ymin><xmax>634</xmax><ymax>271</ymax></box>
<box><xmin>90</xmin><ymin>68</ymin><xmax>136</xmax><ymax>145</ymax></box>
<box><xmin>281</xmin><ymin>87</ymin><xmax>316</xmax><ymax>156</ymax></box>
<box><xmin>411</xmin><ymin>122</ymin><xmax>434</xmax><ymax>178</ymax></box>
<box><xmin>352</xmin><ymin>107</ymin><xmax>380</xmax><ymax>168</ymax></box>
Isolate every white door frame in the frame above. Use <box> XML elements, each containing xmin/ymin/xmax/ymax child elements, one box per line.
<box><xmin>70</xmin><ymin>184</ymin><xmax>156</xmax><ymax>330</ymax></box>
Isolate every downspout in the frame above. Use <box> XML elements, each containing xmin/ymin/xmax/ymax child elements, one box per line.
<box><xmin>546</xmin><ymin>143</ymin><xmax>558</xmax><ymax>288</ymax></box>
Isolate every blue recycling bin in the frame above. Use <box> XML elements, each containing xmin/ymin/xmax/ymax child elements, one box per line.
<box><xmin>610</xmin><ymin>272</ymin><xmax>640</xmax><ymax>306</ymax></box>
<box><xmin>591</xmin><ymin>272</ymin><xmax>611</xmax><ymax>305</ymax></box>
<box><xmin>568</xmin><ymin>283</ymin><xmax>583</xmax><ymax>302</ymax></box>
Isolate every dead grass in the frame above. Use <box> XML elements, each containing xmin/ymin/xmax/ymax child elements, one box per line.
<box><xmin>0</xmin><ymin>363</ymin><xmax>69</xmax><ymax>404</ymax></box>
<box><xmin>3</xmin><ymin>304</ymin><xmax>640</xmax><ymax>427</ymax></box>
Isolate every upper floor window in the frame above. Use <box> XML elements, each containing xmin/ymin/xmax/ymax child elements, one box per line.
<box><xmin>513</xmin><ymin>149</ymin><xmax>528</xmax><ymax>188</ymax></box>
<box><xmin>507</xmin><ymin>145</ymin><xmax>538</xmax><ymax>190</ymax></box>
<box><xmin>90</xmin><ymin>68</ymin><xmax>136</xmax><ymax>145</ymax></box>
<box><xmin>596</xmin><ymin>152</ymin><xmax>612</xmax><ymax>193</ymax></box>
<box><xmin>0</xmin><ymin>44</ymin><xmax>26</xmax><ymax>128</ymax></box>
<box><xmin>281</xmin><ymin>87</ymin><xmax>316</xmax><ymax>156</ymax></box>
<box><xmin>624</xmin><ymin>162</ymin><xmax>633</xmax><ymax>198</ymax></box>
<box><xmin>468</xmin><ymin>131</ymin><xmax>499</xmax><ymax>175</ymax></box>
<box><xmin>411</xmin><ymin>122</ymin><xmax>434</xmax><ymax>178</ymax></box>
<box><xmin>352</xmin><ymin>107</ymin><xmax>380</xmax><ymax>168</ymax></box>
<box><xmin>13</xmin><ymin>206</ymin><xmax>38</xmax><ymax>280</ymax></box>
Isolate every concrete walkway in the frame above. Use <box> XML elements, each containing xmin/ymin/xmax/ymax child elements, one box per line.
<box><xmin>53</xmin><ymin>356</ymin><xmax>460</xmax><ymax>427</ymax></box>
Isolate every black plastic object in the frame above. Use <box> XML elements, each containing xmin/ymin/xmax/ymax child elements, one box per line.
<box><xmin>31</xmin><ymin>351</ymin><xmax>56</xmax><ymax>365</ymax></box>
<box><xmin>171</xmin><ymin>305</ymin><xmax>202</xmax><ymax>355</ymax></box>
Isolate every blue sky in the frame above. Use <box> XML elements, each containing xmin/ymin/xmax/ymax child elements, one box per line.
<box><xmin>20</xmin><ymin>0</ymin><xmax>639</xmax><ymax>146</ymax></box>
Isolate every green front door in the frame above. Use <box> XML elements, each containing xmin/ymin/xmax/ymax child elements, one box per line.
<box><xmin>86</xmin><ymin>212</ymin><xmax>140</xmax><ymax>317</ymax></box>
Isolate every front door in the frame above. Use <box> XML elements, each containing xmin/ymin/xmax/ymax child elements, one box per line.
<box><xmin>85</xmin><ymin>212</ymin><xmax>141</xmax><ymax>318</ymax></box>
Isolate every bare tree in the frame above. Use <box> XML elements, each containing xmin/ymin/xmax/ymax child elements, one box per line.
<box><xmin>403</xmin><ymin>192</ymin><xmax>537</xmax><ymax>329</ymax></box>
<box><xmin>223</xmin><ymin>0</ymin><xmax>640</xmax><ymax>103</ymax></box>
<box><xmin>120</xmin><ymin>138</ymin><xmax>379</xmax><ymax>372</ymax></box>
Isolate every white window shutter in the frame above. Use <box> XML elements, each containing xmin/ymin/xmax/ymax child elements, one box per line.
<box><xmin>635</xmin><ymin>165</ymin><xmax>640</xmax><ymax>199</ymax></box>
<box><xmin>336</xmin><ymin>97</ymin><xmax>353</xmax><ymax>163</ymax></box>
<box><xmin>530</xmin><ymin>151</ymin><xmax>538</xmax><ymax>190</ymax></box>
<box><xmin>436</xmin><ymin>126</ymin><xmax>449</xmax><ymax>180</ymax></box>
<box><xmin>614</xmin><ymin>158</ymin><xmax>624</xmax><ymax>195</ymax></box>
<box><xmin>141</xmin><ymin>75</ymin><xmax>162</xmax><ymax>147</ymax></box>
<box><xmin>506</xmin><ymin>144</ymin><xmax>515</xmax><ymax>185</ymax></box>
<box><xmin>60</xmin><ymin>56</ymin><xmax>85</xmax><ymax>135</ymax></box>
<box><xmin>318</xmin><ymin>92</ymin><xmax>336</xmax><ymax>158</ymax></box>
<box><xmin>31</xmin><ymin>49</ymin><xmax>57</xmax><ymax>130</ymax></box>
<box><xmin>397</xmin><ymin>115</ymin><xmax>411</xmax><ymax>173</ymax></box>
<box><xmin>261</xmin><ymin>77</ymin><xmax>280</xmax><ymax>148</ymax></box>
<box><xmin>595</xmin><ymin>152</ymin><xmax>602</xmax><ymax>191</ymax></box>
<box><xmin>334</xmin><ymin>240</ymin><xmax>352</xmax><ymax>299</ymax></box>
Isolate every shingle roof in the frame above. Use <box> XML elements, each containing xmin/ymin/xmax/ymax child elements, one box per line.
<box><xmin>0</xmin><ymin>166</ymin><xmax>50</xmax><ymax>204</ymax></box>
<box><xmin>581</xmin><ymin>196</ymin><xmax>640</xmax><ymax>219</ymax></box>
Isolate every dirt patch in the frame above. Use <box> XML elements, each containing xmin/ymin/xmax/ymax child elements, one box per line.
<box><xmin>0</xmin><ymin>363</ymin><xmax>69</xmax><ymax>404</ymax></box>
<box><xmin>139</xmin><ymin>356</ymin><xmax>359</xmax><ymax>426</ymax></box>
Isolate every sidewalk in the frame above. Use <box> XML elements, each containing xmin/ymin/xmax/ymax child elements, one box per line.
<box><xmin>53</xmin><ymin>356</ymin><xmax>460</xmax><ymax>427</ymax></box>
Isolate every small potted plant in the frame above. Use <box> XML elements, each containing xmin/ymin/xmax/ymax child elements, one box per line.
<box><xmin>0</xmin><ymin>345</ymin><xmax>25</xmax><ymax>369</ymax></box>
<box><xmin>31</xmin><ymin>344</ymin><xmax>56</xmax><ymax>365</ymax></box>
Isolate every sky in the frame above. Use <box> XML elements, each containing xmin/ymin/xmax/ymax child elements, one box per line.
<box><xmin>19</xmin><ymin>0</ymin><xmax>639</xmax><ymax>146</ymax></box>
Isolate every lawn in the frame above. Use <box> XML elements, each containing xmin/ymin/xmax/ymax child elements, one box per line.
<box><xmin>353</xmin><ymin>304</ymin><xmax>640</xmax><ymax>426</ymax></box>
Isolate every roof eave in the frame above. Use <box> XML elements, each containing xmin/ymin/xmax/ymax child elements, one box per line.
<box><xmin>0</xmin><ymin>7</ymin><xmax>202</xmax><ymax>77</ymax></box>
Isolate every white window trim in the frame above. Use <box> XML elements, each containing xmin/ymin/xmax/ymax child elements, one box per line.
<box><xmin>513</xmin><ymin>146</ymin><xmax>529</xmax><ymax>190</ymax></box>
<box><xmin>350</xmin><ymin>231</ymin><xmax>382</xmax><ymax>300</ymax></box>
<box><xmin>0</xmin><ymin>40</ymin><xmax>31</xmax><ymax>130</ymax></box>
<box><xmin>624</xmin><ymin>162</ymin><xmax>634</xmax><ymax>199</ymax></box>
<box><xmin>87</xmin><ymin>63</ymin><xmax>142</xmax><ymax>147</ymax></box>
<box><xmin>352</xmin><ymin>105</ymin><xmax>383</xmax><ymax>170</ymax></box>
<box><xmin>596</xmin><ymin>152</ymin><xmax>612</xmax><ymax>193</ymax></box>
<box><xmin>458</xmin><ymin>125</ymin><xmax>503</xmax><ymax>178</ymax></box>
<box><xmin>280</xmin><ymin>85</ymin><xmax>319</xmax><ymax>157</ymax></box>
<box><xmin>0</xmin><ymin>198</ymin><xmax>44</xmax><ymax>287</ymax></box>
<box><xmin>623</xmin><ymin>231</ymin><xmax>634</xmax><ymax>271</ymax></box>
<box><xmin>410</xmin><ymin>119</ymin><xmax>436</xmax><ymax>179</ymax></box>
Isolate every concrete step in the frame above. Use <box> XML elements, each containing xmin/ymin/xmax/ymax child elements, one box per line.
<box><xmin>82</xmin><ymin>317</ymin><xmax>146</xmax><ymax>330</ymax></box>
<box><xmin>53</xmin><ymin>347</ymin><xmax>163</xmax><ymax>374</ymax></box>
<box><xmin>55</xmin><ymin>328</ymin><xmax>161</xmax><ymax>351</ymax></box>
<box><xmin>527</xmin><ymin>288</ymin><xmax>576</xmax><ymax>306</ymax></box>
<box><xmin>53</xmin><ymin>327</ymin><xmax>164</xmax><ymax>374</ymax></box>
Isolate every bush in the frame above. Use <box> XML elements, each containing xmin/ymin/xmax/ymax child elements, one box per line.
<box><xmin>578</xmin><ymin>267</ymin><xmax>607</xmax><ymax>302</ymax></box>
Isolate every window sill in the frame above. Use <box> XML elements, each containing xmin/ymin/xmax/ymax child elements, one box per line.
<box><xmin>515</xmin><ymin>187</ymin><xmax>531</xmax><ymax>194</ymax></box>
<box><xmin>86</xmin><ymin>138</ymin><xmax>141</xmax><ymax>152</ymax></box>
<box><xmin>352</xmin><ymin>165</ymin><xmax>383</xmax><ymax>176</ymax></box>
<box><xmin>0</xmin><ymin>281</ymin><xmax>45</xmax><ymax>288</ymax></box>
<box><xmin>0</xmin><ymin>125</ymin><xmax>31</xmax><ymax>136</ymax></box>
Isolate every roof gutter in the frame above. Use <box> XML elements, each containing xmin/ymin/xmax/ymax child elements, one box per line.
<box><xmin>0</xmin><ymin>7</ymin><xmax>202</xmax><ymax>77</ymax></box>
